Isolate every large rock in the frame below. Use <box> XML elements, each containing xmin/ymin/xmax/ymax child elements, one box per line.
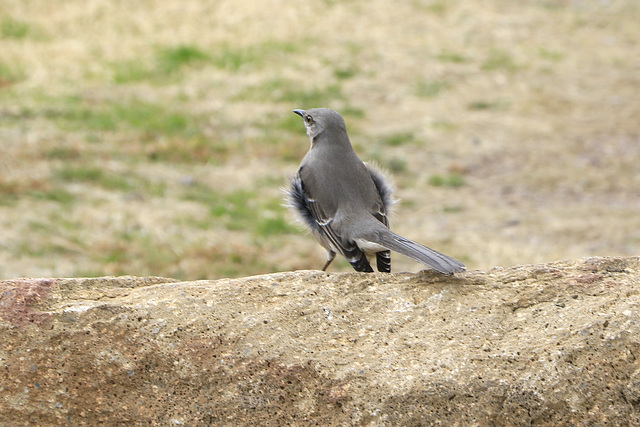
<box><xmin>1</xmin><ymin>257</ymin><xmax>639</xmax><ymax>425</ymax></box>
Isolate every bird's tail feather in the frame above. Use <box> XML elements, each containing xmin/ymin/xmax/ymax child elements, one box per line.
<box><xmin>362</xmin><ymin>223</ymin><xmax>465</xmax><ymax>274</ymax></box>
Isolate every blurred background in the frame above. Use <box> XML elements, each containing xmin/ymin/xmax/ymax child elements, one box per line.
<box><xmin>1</xmin><ymin>0</ymin><xmax>638</xmax><ymax>280</ymax></box>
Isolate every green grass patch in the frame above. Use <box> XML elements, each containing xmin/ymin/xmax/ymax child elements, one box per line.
<box><xmin>15</xmin><ymin>239</ymin><xmax>75</xmax><ymax>258</ymax></box>
<box><xmin>109</xmin><ymin>102</ymin><xmax>193</xmax><ymax>134</ymax></box>
<box><xmin>385</xmin><ymin>157</ymin><xmax>408</xmax><ymax>174</ymax></box>
<box><xmin>257</xmin><ymin>216</ymin><xmax>294</xmax><ymax>237</ymax></box>
<box><xmin>435</xmin><ymin>51</ymin><xmax>468</xmax><ymax>63</ymax></box>
<box><xmin>97</xmin><ymin>230</ymin><xmax>183</xmax><ymax>278</ymax></box>
<box><xmin>210</xmin><ymin>46</ymin><xmax>257</xmax><ymax>71</ymax></box>
<box><xmin>0</xmin><ymin>177</ymin><xmax>62</xmax><ymax>204</ymax></box>
<box><xmin>50</xmin><ymin>96</ymin><xmax>199</xmax><ymax>137</ymax></box>
<box><xmin>54</xmin><ymin>166</ymin><xmax>134</xmax><ymax>191</ymax></box>
<box><xmin>257</xmin><ymin>198</ymin><xmax>298</xmax><ymax>237</ymax></box>
<box><xmin>113</xmin><ymin>44</ymin><xmax>210</xmax><ymax>83</ymax></box>
<box><xmin>181</xmin><ymin>181</ymin><xmax>219</xmax><ymax>205</ymax></box>
<box><xmin>442</xmin><ymin>205</ymin><xmax>464</xmax><ymax>214</ymax></box>
<box><xmin>333</xmin><ymin>65</ymin><xmax>359</xmax><ymax>80</ymax></box>
<box><xmin>44</xmin><ymin>145</ymin><xmax>84</xmax><ymax>160</ymax></box>
<box><xmin>416</xmin><ymin>79</ymin><xmax>451</xmax><ymax>98</ymax></box>
<box><xmin>538</xmin><ymin>48</ymin><xmax>564</xmax><ymax>62</ymax></box>
<box><xmin>481</xmin><ymin>49</ymin><xmax>520</xmax><ymax>72</ymax></box>
<box><xmin>236</xmin><ymin>78</ymin><xmax>344</xmax><ymax>106</ymax></box>
<box><xmin>467</xmin><ymin>99</ymin><xmax>510</xmax><ymax>111</ymax></box>
<box><xmin>145</xmin><ymin>135</ymin><xmax>231</xmax><ymax>164</ymax></box>
<box><xmin>0</xmin><ymin>180</ymin><xmax>21</xmax><ymax>206</ymax></box>
<box><xmin>184</xmin><ymin>243</ymin><xmax>268</xmax><ymax>279</ymax></box>
<box><xmin>431</xmin><ymin>120</ymin><xmax>460</xmax><ymax>132</ymax></box>
<box><xmin>113</xmin><ymin>59</ymin><xmax>156</xmax><ymax>83</ymax></box>
<box><xmin>340</xmin><ymin>106</ymin><xmax>366</xmax><ymax>118</ymax></box>
<box><xmin>428</xmin><ymin>173</ymin><xmax>466</xmax><ymax>188</ymax></box>
<box><xmin>282</xmin><ymin>83</ymin><xmax>343</xmax><ymax>106</ymax></box>
<box><xmin>0</xmin><ymin>179</ymin><xmax>22</xmax><ymax>197</ymax></box>
<box><xmin>211</xmin><ymin>40</ymin><xmax>299</xmax><ymax>71</ymax></box>
<box><xmin>210</xmin><ymin>44</ymin><xmax>264</xmax><ymax>71</ymax></box>
<box><xmin>276</xmin><ymin>113</ymin><xmax>305</xmax><ymax>133</ymax></box>
<box><xmin>53</xmin><ymin>164</ymin><xmax>167</xmax><ymax>195</ymax></box>
<box><xmin>1</xmin><ymin>16</ymin><xmax>29</xmax><ymax>39</ymax></box>
<box><xmin>27</xmin><ymin>187</ymin><xmax>76</xmax><ymax>204</ymax></box>
<box><xmin>425</xmin><ymin>1</ymin><xmax>448</xmax><ymax>14</ymax></box>
<box><xmin>15</xmin><ymin>213</ymin><xmax>82</xmax><ymax>258</ymax></box>
<box><xmin>236</xmin><ymin>79</ymin><xmax>363</xmax><ymax>130</ymax></box>
<box><xmin>0</xmin><ymin>61</ymin><xmax>26</xmax><ymax>84</ymax></box>
<box><xmin>382</xmin><ymin>132</ymin><xmax>415</xmax><ymax>147</ymax></box>
<box><xmin>157</xmin><ymin>45</ymin><xmax>211</xmax><ymax>74</ymax></box>
<box><xmin>208</xmin><ymin>189</ymin><xmax>256</xmax><ymax>230</ymax></box>
<box><xmin>182</xmin><ymin>184</ymin><xmax>297</xmax><ymax>237</ymax></box>
<box><xmin>113</xmin><ymin>40</ymin><xmax>301</xmax><ymax>83</ymax></box>
<box><xmin>266</xmin><ymin>116</ymin><xmax>311</xmax><ymax>161</ymax></box>
<box><xmin>365</xmin><ymin>148</ymin><xmax>408</xmax><ymax>174</ymax></box>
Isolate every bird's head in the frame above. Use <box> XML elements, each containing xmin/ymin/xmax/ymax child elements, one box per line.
<box><xmin>293</xmin><ymin>108</ymin><xmax>347</xmax><ymax>142</ymax></box>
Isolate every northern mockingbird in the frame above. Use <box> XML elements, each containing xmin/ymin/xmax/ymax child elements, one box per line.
<box><xmin>287</xmin><ymin>108</ymin><xmax>466</xmax><ymax>274</ymax></box>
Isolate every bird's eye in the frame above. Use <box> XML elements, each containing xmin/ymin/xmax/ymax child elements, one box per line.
<box><xmin>305</xmin><ymin>115</ymin><xmax>313</xmax><ymax>124</ymax></box>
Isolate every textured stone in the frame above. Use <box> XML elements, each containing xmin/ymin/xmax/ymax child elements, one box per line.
<box><xmin>1</xmin><ymin>257</ymin><xmax>639</xmax><ymax>425</ymax></box>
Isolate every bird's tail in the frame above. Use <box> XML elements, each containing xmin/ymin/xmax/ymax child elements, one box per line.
<box><xmin>360</xmin><ymin>222</ymin><xmax>466</xmax><ymax>275</ymax></box>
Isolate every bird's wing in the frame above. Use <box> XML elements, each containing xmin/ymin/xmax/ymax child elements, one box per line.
<box><xmin>289</xmin><ymin>173</ymin><xmax>369</xmax><ymax>267</ymax></box>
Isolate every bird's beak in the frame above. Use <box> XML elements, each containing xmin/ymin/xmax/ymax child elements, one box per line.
<box><xmin>293</xmin><ymin>109</ymin><xmax>305</xmax><ymax>117</ymax></box>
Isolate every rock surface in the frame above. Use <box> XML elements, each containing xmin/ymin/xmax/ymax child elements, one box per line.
<box><xmin>1</xmin><ymin>257</ymin><xmax>639</xmax><ymax>425</ymax></box>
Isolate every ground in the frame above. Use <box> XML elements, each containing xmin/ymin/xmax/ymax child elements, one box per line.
<box><xmin>1</xmin><ymin>0</ymin><xmax>639</xmax><ymax>280</ymax></box>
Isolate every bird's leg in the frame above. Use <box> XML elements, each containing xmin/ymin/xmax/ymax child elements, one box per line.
<box><xmin>321</xmin><ymin>250</ymin><xmax>336</xmax><ymax>271</ymax></box>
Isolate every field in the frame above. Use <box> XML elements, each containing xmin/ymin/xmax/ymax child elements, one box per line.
<box><xmin>1</xmin><ymin>0</ymin><xmax>639</xmax><ymax>280</ymax></box>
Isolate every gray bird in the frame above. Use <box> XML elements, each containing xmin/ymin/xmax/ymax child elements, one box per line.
<box><xmin>286</xmin><ymin>108</ymin><xmax>466</xmax><ymax>274</ymax></box>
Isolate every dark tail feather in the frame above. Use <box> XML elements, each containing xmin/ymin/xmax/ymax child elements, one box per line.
<box><xmin>376</xmin><ymin>250</ymin><xmax>391</xmax><ymax>273</ymax></box>
<box><xmin>363</xmin><ymin>226</ymin><xmax>465</xmax><ymax>275</ymax></box>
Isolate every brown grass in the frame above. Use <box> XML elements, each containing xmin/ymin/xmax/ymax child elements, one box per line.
<box><xmin>1</xmin><ymin>0</ymin><xmax>639</xmax><ymax>279</ymax></box>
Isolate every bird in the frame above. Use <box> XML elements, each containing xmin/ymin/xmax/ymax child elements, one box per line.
<box><xmin>286</xmin><ymin>108</ymin><xmax>466</xmax><ymax>274</ymax></box>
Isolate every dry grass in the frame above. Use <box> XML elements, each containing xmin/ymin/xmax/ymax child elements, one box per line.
<box><xmin>1</xmin><ymin>0</ymin><xmax>639</xmax><ymax>279</ymax></box>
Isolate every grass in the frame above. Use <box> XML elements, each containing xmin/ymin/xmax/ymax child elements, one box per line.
<box><xmin>428</xmin><ymin>174</ymin><xmax>466</xmax><ymax>188</ymax></box>
<box><xmin>467</xmin><ymin>99</ymin><xmax>510</xmax><ymax>111</ymax></box>
<box><xmin>211</xmin><ymin>40</ymin><xmax>299</xmax><ymax>71</ymax></box>
<box><xmin>38</xmin><ymin>96</ymin><xmax>226</xmax><ymax>164</ymax></box>
<box><xmin>383</xmin><ymin>132</ymin><xmax>415</xmax><ymax>147</ymax></box>
<box><xmin>416</xmin><ymin>80</ymin><xmax>451</xmax><ymax>98</ymax></box>
<box><xmin>113</xmin><ymin>44</ymin><xmax>211</xmax><ymax>83</ymax></box>
<box><xmin>54</xmin><ymin>166</ymin><xmax>135</xmax><ymax>191</ymax></box>
<box><xmin>27</xmin><ymin>188</ymin><xmax>76</xmax><ymax>204</ymax></box>
<box><xmin>385</xmin><ymin>157</ymin><xmax>409</xmax><ymax>174</ymax></box>
<box><xmin>183</xmin><ymin>185</ymin><xmax>297</xmax><ymax>238</ymax></box>
<box><xmin>0</xmin><ymin>61</ymin><xmax>25</xmax><ymax>85</ymax></box>
<box><xmin>157</xmin><ymin>45</ymin><xmax>211</xmax><ymax>73</ymax></box>
<box><xmin>538</xmin><ymin>48</ymin><xmax>564</xmax><ymax>62</ymax></box>
<box><xmin>237</xmin><ymin>78</ymin><xmax>345</xmax><ymax>107</ymax></box>
<box><xmin>334</xmin><ymin>65</ymin><xmax>359</xmax><ymax>80</ymax></box>
<box><xmin>54</xmin><ymin>97</ymin><xmax>197</xmax><ymax>135</ymax></box>
<box><xmin>1</xmin><ymin>16</ymin><xmax>29</xmax><ymax>39</ymax></box>
<box><xmin>431</xmin><ymin>121</ymin><xmax>460</xmax><ymax>132</ymax></box>
<box><xmin>481</xmin><ymin>49</ymin><xmax>521</xmax><ymax>72</ymax></box>
<box><xmin>1</xmin><ymin>0</ymin><xmax>639</xmax><ymax>279</ymax></box>
<box><xmin>112</xmin><ymin>40</ymin><xmax>302</xmax><ymax>83</ymax></box>
<box><xmin>435</xmin><ymin>51</ymin><xmax>468</xmax><ymax>63</ymax></box>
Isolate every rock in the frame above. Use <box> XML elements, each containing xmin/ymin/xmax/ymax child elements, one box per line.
<box><xmin>1</xmin><ymin>257</ymin><xmax>639</xmax><ymax>425</ymax></box>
